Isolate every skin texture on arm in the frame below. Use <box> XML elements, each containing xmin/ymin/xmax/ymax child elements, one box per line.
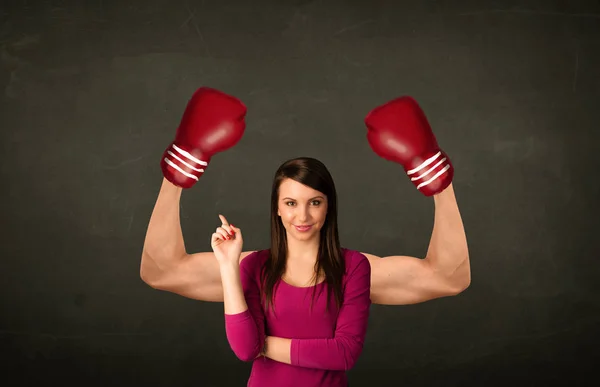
<box><xmin>139</xmin><ymin>178</ymin><xmax>186</xmax><ymax>281</ymax></box>
<box><xmin>139</xmin><ymin>178</ymin><xmax>254</xmax><ymax>302</ymax></box>
<box><xmin>364</xmin><ymin>183</ymin><xmax>471</xmax><ymax>305</ymax></box>
<box><xmin>263</xmin><ymin>336</ymin><xmax>291</xmax><ymax>364</ymax></box>
<box><xmin>141</xmin><ymin>180</ymin><xmax>469</xmax><ymax>306</ymax></box>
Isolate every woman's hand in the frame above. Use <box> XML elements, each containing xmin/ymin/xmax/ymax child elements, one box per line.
<box><xmin>211</xmin><ymin>214</ymin><xmax>243</xmax><ymax>267</ymax></box>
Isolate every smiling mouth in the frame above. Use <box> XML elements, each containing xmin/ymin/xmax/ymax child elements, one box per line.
<box><xmin>294</xmin><ymin>225</ymin><xmax>313</xmax><ymax>231</ymax></box>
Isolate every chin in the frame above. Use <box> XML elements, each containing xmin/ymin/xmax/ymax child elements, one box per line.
<box><xmin>294</xmin><ymin>232</ymin><xmax>318</xmax><ymax>241</ymax></box>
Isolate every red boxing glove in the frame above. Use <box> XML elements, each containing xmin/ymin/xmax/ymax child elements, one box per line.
<box><xmin>161</xmin><ymin>87</ymin><xmax>247</xmax><ymax>189</ymax></box>
<box><xmin>365</xmin><ymin>96</ymin><xmax>453</xmax><ymax>196</ymax></box>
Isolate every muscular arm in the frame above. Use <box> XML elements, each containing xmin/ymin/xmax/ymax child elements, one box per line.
<box><xmin>366</xmin><ymin>183</ymin><xmax>471</xmax><ymax>305</ymax></box>
<box><xmin>140</xmin><ymin>178</ymin><xmax>253</xmax><ymax>302</ymax></box>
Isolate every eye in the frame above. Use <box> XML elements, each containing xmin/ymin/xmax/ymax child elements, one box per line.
<box><xmin>285</xmin><ymin>201</ymin><xmax>296</xmax><ymax>206</ymax></box>
<box><xmin>311</xmin><ymin>200</ymin><xmax>321</xmax><ymax>206</ymax></box>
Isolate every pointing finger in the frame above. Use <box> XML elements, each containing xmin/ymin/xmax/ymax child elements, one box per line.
<box><xmin>218</xmin><ymin>215</ymin><xmax>235</xmax><ymax>237</ymax></box>
<box><xmin>219</xmin><ymin>214</ymin><xmax>229</xmax><ymax>227</ymax></box>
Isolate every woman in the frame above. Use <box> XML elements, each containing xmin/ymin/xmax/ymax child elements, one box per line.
<box><xmin>140</xmin><ymin>87</ymin><xmax>469</xmax><ymax>309</ymax></box>
<box><xmin>212</xmin><ymin>157</ymin><xmax>371</xmax><ymax>387</ymax></box>
<box><xmin>140</xmin><ymin>88</ymin><xmax>470</xmax><ymax>379</ymax></box>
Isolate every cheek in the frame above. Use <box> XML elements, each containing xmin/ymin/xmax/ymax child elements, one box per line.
<box><xmin>278</xmin><ymin>208</ymin><xmax>292</xmax><ymax>223</ymax></box>
<box><xmin>314</xmin><ymin>207</ymin><xmax>328</xmax><ymax>223</ymax></box>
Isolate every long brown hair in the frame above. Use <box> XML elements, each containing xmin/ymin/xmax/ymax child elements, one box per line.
<box><xmin>260</xmin><ymin>157</ymin><xmax>346</xmax><ymax>314</ymax></box>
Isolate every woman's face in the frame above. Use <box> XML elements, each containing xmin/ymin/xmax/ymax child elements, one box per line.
<box><xmin>277</xmin><ymin>178</ymin><xmax>328</xmax><ymax>243</ymax></box>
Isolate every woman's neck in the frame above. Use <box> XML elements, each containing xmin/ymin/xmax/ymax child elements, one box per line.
<box><xmin>286</xmin><ymin>238</ymin><xmax>320</xmax><ymax>264</ymax></box>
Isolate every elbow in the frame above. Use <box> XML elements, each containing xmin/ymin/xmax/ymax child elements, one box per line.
<box><xmin>459</xmin><ymin>269</ymin><xmax>472</xmax><ymax>292</ymax></box>
<box><xmin>448</xmin><ymin>255</ymin><xmax>471</xmax><ymax>295</ymax></box>
<box><xmin>342</xmin><ymin>359</ymin><xmax>357</xmax><ymax>372</ymax></box>
<box><xmin>236</xmin><ymin>353</ymin><xmax>258</xmax><ymax>363</ymax></box>
<box><xmin>340</xmin><ymin>341</ymin><xmax>366</xmax><ymax>371</ymax></box>
<box><xmin>227</xmin><ymin>337</ymin><xmax>263</xmax><ymax>363</ymax></box>
<box><xmin>139</xmin><ymin>252</ymin><xmax>164</xmax><ymax>289</ymax></box>
<box><xmin>448</xmin><ymin>279</ymin><xmax>470</xmax><ymax>297</ymax></box>
<box><xmin>232</xmin><ymin>347</ymin><xmax>261</xmax><ymax>363</ymax></box>
<box><xmin>140</xmin><ymin>269</ymin><xmax>158</xmax><ymax>288</ymax></box>
<box><xmin>341</xmin><ymin>352</ymin><xmax>362</xmax><ymax>371</ymax></box>
<box><xmin>449</xmin><ymin>277</ymin><xmax>470</xmax><ymax>296</ymax></box>
<box><xmin>139</xmin><ymin>261</ymin><xmax>152</xmax><ymax>285</ymax></box>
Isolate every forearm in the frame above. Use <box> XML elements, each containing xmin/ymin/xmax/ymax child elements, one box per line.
<box><xmin>140</xmin><ymin>178</ymin><xmax>186</xmax><ymax>282</ymax></box>
<box><xmin>264</xmin><ymin>258</ymin><xmax>371</xmax><ymax>369</ymax></box>
<box><xmin>220</xmin><ymin>263</ymin><xmax>248</xmax><ymax>315</ymax></box>
<box><xmin>264</xmin><ymin>336</ymin><xmax>292</xmax><ymax>364</ymax></box>
<box><xmin>264</xmin><ymin>335</ymin><xmax>363</xmax><ymax>371</ymax></box>
<box><xmin>263</xmin><ymin>336</ymin><xmax>291</xmax><ymax>364</ymax></box>
<box><xmin>425</xmin><ymin>183</ymin><xmax>470</xmax><ymax>287</ymax></box>
<box><xmin>222</xmin><ymin>262</ymin><xmax>264</xmax><ymax>361</ymax></box>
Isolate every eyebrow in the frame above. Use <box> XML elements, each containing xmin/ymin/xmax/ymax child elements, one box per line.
<box><xmin>281</xmin><ymin>196</ymin><xmax>325</xmax><ymax>201</ymax></box>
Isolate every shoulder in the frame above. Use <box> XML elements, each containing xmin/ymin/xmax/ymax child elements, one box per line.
<box><xmin>240</xmin><ymin>249</ymin><xmax>269</xmax><ymax>273</ymax></box>
<box><xmin>340</xmin><ymin>249</ymin><xmax>371</xmax><ymax>296</ymax></box>
<box><xmin>341</xmin><ymin>248</ymin><xmax>371</xmax><ymax>277</ymax></box>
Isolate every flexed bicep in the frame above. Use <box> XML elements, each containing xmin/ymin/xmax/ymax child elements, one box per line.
<box><xmin>364</xmin><ymin>253</ymin><xmax>459</xmax><ymax>305</ymax></box>
<box><xmin>146</xmin><ymin>251</ymin><xmax>255</xmax><ymax>302</ymax></box>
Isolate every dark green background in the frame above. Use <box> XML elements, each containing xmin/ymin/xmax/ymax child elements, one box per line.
<box><xmin>1</xmin><ymin>0</ymin><xmax>598</xmax><ymax>386</ymax></box>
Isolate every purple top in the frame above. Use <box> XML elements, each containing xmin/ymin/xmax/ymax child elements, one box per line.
<box><xmin>224</xmin><ymin>248</ymin><xmax>372</xmax><ymax>386</ymax></box>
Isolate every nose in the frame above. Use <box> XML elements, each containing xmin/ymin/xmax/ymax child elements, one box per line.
<box><xmin>297</xmin><ymin>205</ymin><xmax>309</xmax><ymax>222</ymax></box>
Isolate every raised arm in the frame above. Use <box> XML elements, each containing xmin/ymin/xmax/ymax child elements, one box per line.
<box><xmin>140</xmin><ymin>178</ymin><xmax>254</xmax><ymax>302</ymax></box>
<box><xmin>263</xmin><ymin>254</ymin><xmax>371</xmax><ymax>371</ymax></box>
<box><xmin>139</xmin><ymin>86</ymin><xmax>250</xmax><ymax>302</ymax></box>
<box><xmin>363</xmin><ymin>95</ymin><xmax>470</xmax><ymax>306</ymax></box>
<box><xmin>365</xmin><ymin>183</ymin><xmax>470</xmax><ymax>305</ymax></box>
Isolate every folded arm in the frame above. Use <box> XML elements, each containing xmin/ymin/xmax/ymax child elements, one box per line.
<box><xmin>222</xmin><ymin>258</ymin><xmax>266</xmax><ymax>362</ymax></box>
<box><xmin>366</xmin><ymin>183</ymin><xmax>471</xmax><ymax>305</ymax></box>
<box><xmin>263</xmin><ymin>255</ymin><xmax>372</xmax><ymax>371</ymax></box>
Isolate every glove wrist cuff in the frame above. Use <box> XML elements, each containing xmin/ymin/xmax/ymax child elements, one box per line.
<box><xmin>406</xmin><ymin>149</ymin><xmax>453</xmax><ymax>196</ymax></box>
<box><xmin>160</xmin><ymin>142</ymin><xmax>210</xmax><ymax>188</ymax></box>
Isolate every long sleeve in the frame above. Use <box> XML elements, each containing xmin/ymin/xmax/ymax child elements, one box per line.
<box><xmin>224</xmin><ymin>256</ymin><xmax>266</xmax><ymax>362</ymax></box>
<box><xmin>290</xmin><ymin>254</ymin><xmax>372</xmax><ymax>371</ymax></box>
